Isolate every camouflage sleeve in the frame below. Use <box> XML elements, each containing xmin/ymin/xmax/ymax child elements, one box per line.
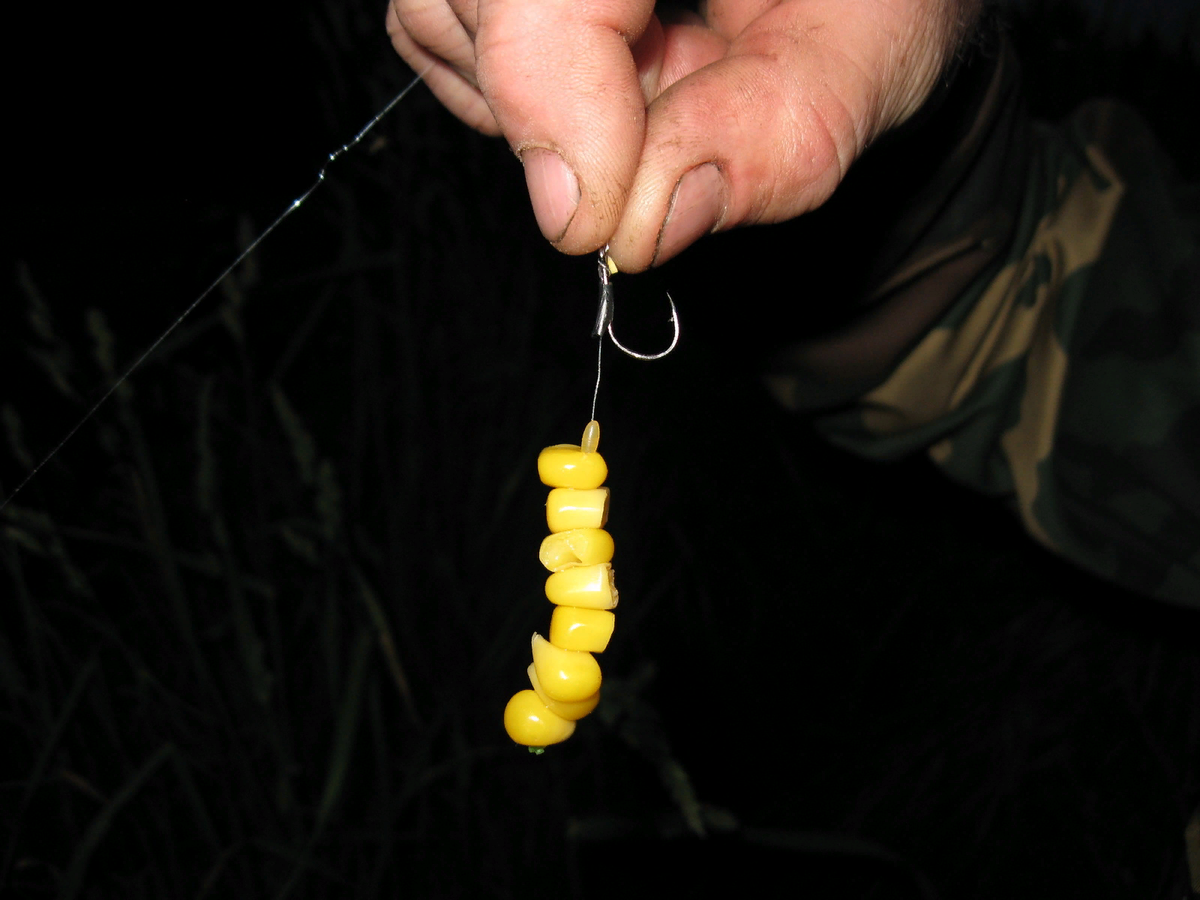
<box><xmin>764</xmin><ymin>37</ymin><xmax>1200</xmax><ymax>606</ymax></box>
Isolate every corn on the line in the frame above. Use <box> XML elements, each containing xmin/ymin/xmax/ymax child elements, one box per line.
<box><xmin>538</xmin><ymin>444</ymin><xmax>607</xmax><ymax>490</ymax></box>
<box><xmin>546</xmin><ymin>487</ymin><xmax>609</xmax><ymax>532</ymax></box>
<box><xmin>545</xmin><ymin>562</ymin><xmax>618</xmax><ymax>609</ymax></box>
<box><xmin>504</xmin><ymin>421</ymin><xmax>615</xmax><ymax>749</ymax></box>
<box><xmin>504</xmin><ymin>690</ymin><xmax>575</xmax><ymax>746</ymax></box>
<box><xmin>527</xmin><ymin>663</ymin><xmax>600</xmax><ymax>720</ymax></box>
<box><xmin>530</xmin><ymin>632</ymin><xmax>602</xmax><ymax>702</ymax></box>
<box><xmin>539</xmin><ymin>528</ymin><xmax>614</xmax><ymax>571</ymax></box>
<box><xmin>549</xmin><ymin>605</ymin><xmax>615</xmax><ymax>652</ymax></box>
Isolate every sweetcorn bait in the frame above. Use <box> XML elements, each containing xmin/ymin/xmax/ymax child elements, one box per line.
<box><xmin>537</xmin><ymin>442</ymin><xmax>607</xmax><ymax>489</ymax></box>
<box><xmin>545</xmin><ymin>488</ymin><xmax>609</xmax><ymax>532</ymax></box>
<box><xmin>539</xmin><ymin>527</ymin><xmax>614</xmax><ymax>570</ymax></box>
<box><xmin>504</xmin><ymin>690</ymin><xmax>575</xmax><ymax>746</ymax></box>
<box><xmin>549</xmin><ymin>606</ymin><xmax>615</xmax><ymax>652</ymax></box>
<box><xmin>545</xmin><ymin>563</ymin><xmax>618</xmax><ymax>609</ymax></box>
<box><xmin>504</xmin><ymin>420</ymin><xmax>614</xmax><ymax>749</ymax></box>
<box><xmin>526</xmin><ymin>664</ymin><xmax>600</xmax><ymax>720</ymax></box>
<box><xmin>530</xmin><ymin>633</ymin><xmax>601</xmax><ymax>702</ymax></box>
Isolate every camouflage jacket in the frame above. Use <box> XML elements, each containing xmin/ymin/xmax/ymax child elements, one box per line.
<box><xmin>763</xmin><ymin>35</ymin><xmax>1200</xmax><ymax>607</ymax></box>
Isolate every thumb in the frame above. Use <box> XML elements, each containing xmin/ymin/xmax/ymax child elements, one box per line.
<box><xmin>474</xmin><ymin>0</ymin><xmax>658</xmax><ymax>253</ymax></box>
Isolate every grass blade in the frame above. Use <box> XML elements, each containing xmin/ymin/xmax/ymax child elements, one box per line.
<box><xmin>352</xmin><ymin>564</ymin><xmax>421</xmax><ymax>728</ymax></box>
<box><xmin>273</xmin><ymin>628</ymin><xmax>373</xmax><ymax>900</ymax></box>
<box><xmin>1</xmin><ymin>656</ymin><xmax>99</xmax><ymax>890</ymax></box>
<box><xmin>316</xmin><ymin>627</ymin><xmax>372</xmax><ymax>836</ymax></box>
<box><xmin>57</xmin><ymin>742</ymin><xmax>173</xmax><ymax>900</ymax></box>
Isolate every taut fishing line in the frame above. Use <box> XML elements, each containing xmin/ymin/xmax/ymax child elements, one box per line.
<box><xmin>0</xmin><ymin>65</ymin><xmax>433</xmax><ymax>512</ymax></box>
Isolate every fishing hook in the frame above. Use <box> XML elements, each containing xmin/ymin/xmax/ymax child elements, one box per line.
<box><xmin>592</xmin><ymin>246</ymin><xmax>680</xmax><ymax>361</ymax></box>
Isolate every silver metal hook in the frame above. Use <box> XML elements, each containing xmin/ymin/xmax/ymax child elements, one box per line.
<box><xmin>592</xmin><ymin>246</ymin><xmax>680</xmax><ymax>360</ymax></box>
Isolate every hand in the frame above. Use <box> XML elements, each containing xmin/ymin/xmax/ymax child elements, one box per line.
<box><xmin>387</xmin><ymin>0</ymin><xmax>980</xmax><ymax>270</ymax></box>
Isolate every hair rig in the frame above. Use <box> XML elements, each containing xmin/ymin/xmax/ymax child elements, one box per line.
<box><xmin>504</xmin><ymin>246</ymin><xmax>681</xmax><ymax>753</ymax></box>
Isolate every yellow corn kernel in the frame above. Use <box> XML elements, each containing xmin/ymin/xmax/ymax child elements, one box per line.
<box><xmin>545</xmin><ymin>563</ymin><xmax>618</xmax><ymax>609</ymax></box>
<box><xmin>539</xmin><ymin>528</ymin><xmax>614</xmax><ymax>572</ymax></box>
<box><xmin>531</xmin><ymin>633</ymin><xmax>601</xmax><ymax>702</ymax></box>
<box><xmin>546</xmin><ymin>487</ymin><xmax>609</xmax><ymax>532</ymax></box>
<box><xmin>538</xmin><ymin>445</ymin><xmax>608</xmax><ymax>490</ymax></box>
<box><xmin>527</xmin><ymin>663</ymin><xmax>600</xmax><ymax>721</ymax></box>
<box><xmin>550</xmin><ymin>606</ymin><xmax>615</xmax><ymax>653</ymax></box>
<box><xmin>504</xmin><ymin>689</ymin><xmax>576</xmax><ymax>746</ymax></box>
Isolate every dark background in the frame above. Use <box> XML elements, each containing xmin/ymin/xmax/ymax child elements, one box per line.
<box><xmin>4</xmin><ymin>1</ymin><xmax>1198</xmax><ymax>898</ymax></box>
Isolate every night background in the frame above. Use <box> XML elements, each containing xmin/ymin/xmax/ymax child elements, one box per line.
<box><xmin>4</xmin><ymin>1</ymin><xmax>1199</xmax><ymax>897</ymax></box>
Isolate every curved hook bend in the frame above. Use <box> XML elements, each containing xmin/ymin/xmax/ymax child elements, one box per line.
<box><xmin>594</xmin><ymin>247</ymin><xmax>680</xmax><ymax>361</ymax></box>
<box><xmin>608</xmin><ymin>294</ymin><xmax>679</xmax><ymax>360</ymax></box>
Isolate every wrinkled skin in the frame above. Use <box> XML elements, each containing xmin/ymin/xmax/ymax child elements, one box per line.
<box><xmin>388</xmin><ymin>0</ymin><xmax>980</xmax><ymax>270</ymax></box>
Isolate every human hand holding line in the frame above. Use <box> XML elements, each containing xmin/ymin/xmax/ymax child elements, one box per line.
<box><xmin>388</xmin><ymin>0</ymin><xmax>980</xmax><ymax>270</ymax></box>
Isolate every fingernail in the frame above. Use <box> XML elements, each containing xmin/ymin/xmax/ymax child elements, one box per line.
<box><xmin>656</xmin><ymin>164</ymin><xmax>723</xmax><ymax>264</ymax></box>
<box><xmin>522</xmin><ymin>148</ymin><xmax>580</xmax><ymax>242</ymax></box>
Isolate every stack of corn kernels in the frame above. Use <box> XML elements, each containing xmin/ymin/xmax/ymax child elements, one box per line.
<box><xmin>504</xmin><ymin>421</ymin><xmax>616</xmax><ymax>748</ymax></box>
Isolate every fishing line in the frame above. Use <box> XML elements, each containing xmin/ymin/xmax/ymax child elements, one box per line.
<box><xmin>590</xmin><ymin>331</ymin><xmax>604</xmax><ymax>424</ymax></box>
<box><xmin>0</xmin><ymin>65</ymin><xmax>433</xmax><ymax>512</ymax></box>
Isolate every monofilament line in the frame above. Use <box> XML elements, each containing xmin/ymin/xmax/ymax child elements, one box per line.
<box><xmin>0</xmin><ymin>65</ymin><xmax>433</xmax><ymax>512</ymax></box>
<box><xmin>590</xmin><ymin>334</ymin><xmax>604</xmax><ymax>422</ymax></box>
